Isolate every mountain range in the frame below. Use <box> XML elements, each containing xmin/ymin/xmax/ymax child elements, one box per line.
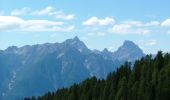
<box><xmin>0</xmin><ymin>36</ymin><xmax>145</xmax><ymax>100</ymax></box>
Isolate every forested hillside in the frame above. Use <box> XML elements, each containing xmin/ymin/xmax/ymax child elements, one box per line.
<box><xmin>24</xmin><ymin>51</ymin><xmax>170</xmax><ymax>100</ymax></box>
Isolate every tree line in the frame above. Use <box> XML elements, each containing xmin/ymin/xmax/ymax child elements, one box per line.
<box><xmin>24</xmin><ymin>51</ymin><xmax>170</xmax><ymax>100</ymax></box>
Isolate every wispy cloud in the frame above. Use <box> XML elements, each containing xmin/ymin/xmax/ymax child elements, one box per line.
<box><xmin>32</xmin><ymin>6</ymin><xmax>55</xmax><ymax>16</ymax></box>
<box><xmin>32</xmin><ymin>6</ymin><xmax>75</xmax><ymax>20</ymax></box>
<box><xmin>122</xmin><ymin>20</ymin><xmax>160</xmax><ymax>27</ymax></box>
<box><xmin>87</xmin><ymin>32</ymin><xmax>106</xmax><ymax>36</ymax></box>
<box><xmin>11</xmin><ymin>7</ymin><xmax>31</xmax><ymax>16</ymax></box>
<box><xmin>109</xmin><ymin>24</ymin><xmax>150</xmax><ymax>35</ymax></box>
<box><xmin>9</xmin><ymin>6</ymin><xmax>75</xmax><ymax>20</ymax></box>
<box><xmin>161</xmin><ymin>19</ymin><xmax>170</xmax><ymax>27</ymax></box>
<box><xmin>146</xmin><ymin>39</ymin><xmax>157</xmax><ymax>46</ymax></box>
<box><xmin>83</xmin><ymin>16</ymin><xmax>115</xmax><ymax>26</ymax></box>
<box><xmin>0</xmin><ymin>16</ymin><xmax>74</xmax><ymax>32</ymax></box>
<box><xmin>167</xmin><ymin>30</ymin><xmax>170</xmax><ymax>34</ymax></box>
<box><xmin>109</xmin><ymin>20</ymin><xmax>160</xmax><ymax>35</ymax></box>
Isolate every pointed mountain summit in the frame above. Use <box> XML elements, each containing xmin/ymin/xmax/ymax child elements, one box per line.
<box><xmin>113</xmin><ymin>40</ymin><xmax>145</xmax><ymax>62</ymax></box>
<box><xmin>122</xmin><ymin>40</ymin><xmax>140</xmax><ymax>50</ymax></box>
<box><xmin>64</xmin><ymin>36</ymin><xmax>81</xmax><ymax>44</ymax></box>
<box><xmin>64</xmin><ymin>36</ymin><xmax>91</xmax><ymax>54</ymax></box>
<box><xmin>100</xmin><ymin>48</ymin><xmax>113</xmax><ymax>60</ymax></box>
<box><xmin>73</xmin><ymin>36</ymin><xmax>80</xmax><ymax>41</ymax></box>
<box><xmin>103</xmin><ymin>48</ymin><xmax>109</xmax><ymax>53</ymax></box>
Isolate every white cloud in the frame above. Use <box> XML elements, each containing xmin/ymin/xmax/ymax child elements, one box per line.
<box><xmin>146</xmin><ymin>39</ymin><xmax>157</xmax><ymax>46</ymax></box>
<box><xmin>33</xmin><ymin>6</ymin><xmax>55</xmax><ymax>16</ymax></box>
<box><xmin>145</xmin><ymin>21</ymin><xmax>160</xmax><ymax>27</ymax></box>
<box><xmin>167</xmin><ymin>30</ymin><xmax>170</xmax><ymax>34</ymax></box>
<box><xmin>161</xmin><ymin>19</ymin><xmax>170</xmax><ymax>27</ymax></box>
<box><xmin>32</xmin><ymin>6</ymin><xmax>75</xmax><ymax>20</ymax></box>
<box><xmin>110</xmin><ymin>24</ymin><xmax>131</xmax><ymax>34</ymax></box>
<box><xmin>122</xmin><ymin>21</ymin><xmax>142</xmax><ymax>27</ymax></box>
<box><xmin>83</xmin><ymin>17</ymin><xmax>115</xmax><ymax>26</ymax></box>
<box><xmin>123</xmin><ymin>20</ymin><xmax>160</xmax><ymax>27</ymax></box>
<box><xmin>87</xmin><ymin>32</ymin><xmax>95</xmax><ymax>36</ymax></box>
<box><xmin>87</xmin><ymin>32</ymin><xmax>106</xmax><ymax>36</ymax></box>
<box><xmin>0</xmin><ymin>16</ymin><xmax>74</xmax><ymax>32</ymax></box>
<box><xmin>110</xmin><ymin>24</ymin><xmax>150</xmax><ymax>35</ymax></box>
<box><xmin>11</xmin><ymin>7</ymin><xmax>31</xmax><ymax>16</ymax></box>
<box><xmin>83</xmin><ymin>17</ymin><xmax>160</xmax><ymax>36</ymax></box>
<box><xmin>0</xmin><ymin>16</ymin><xmax>24</xmax><ymax>31</ymax></box>
<box><xmin>55</xmin><ymin>14</ymin><xmax>75</xmax><ymax>20</ymax></box>
<box><xmin>108</xmin><ymin>20</ymin><xmax>159</xmax><ymax>35</ymax></box>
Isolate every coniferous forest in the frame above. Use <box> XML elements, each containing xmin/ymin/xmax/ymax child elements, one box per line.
<box><xmin>24</xmin><ymin>51</ymin><xmax>170</xmax><ymax>100</ymax></box>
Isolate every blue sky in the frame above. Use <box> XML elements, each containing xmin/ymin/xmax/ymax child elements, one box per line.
<box><xmin>0</xmin><ymin>0</ymin><xmax>170</xmax><ymax>54</ymax></box>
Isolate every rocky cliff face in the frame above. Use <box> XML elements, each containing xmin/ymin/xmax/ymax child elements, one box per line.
<box><xmin>0</xmin><ymin>37</ymin><xmax>145</xmax><ymax>100</ymax></box>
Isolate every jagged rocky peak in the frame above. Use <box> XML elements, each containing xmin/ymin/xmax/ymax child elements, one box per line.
<box><xmin>71</xmin><ymin>36</ymin><xmax>82</xmax><ymax>45</ymax></box>
<box><xmin>101</xmin><ymin>48</ymin><xmax>112</xmax><ymax>55</ymax></box>
<box><xmin>103</xmin><ymin>48</ymin><xmax>109</xmax><ymax>52</ymax></box>
<box><xmin>6</xmin><ymin>46</ymin><xmax>18</xmax><ymax>50</ymax></box>
<box><xmin>73</xmin><ymin>36</ymin><xmax>80</xmax><ymax>41</ymax></box>
<box><xmin>65</xmin><ymin>36</ymin><xmax>81</xmax><ymax>44</ymax></box>
<box><xmin>5</xmin><ymin>46</ymin><xmax>18</xmax><ymax>53</ymax></box>
<box><xmin>63</xmin><ymin>36</ymin><xmax>91</xmax><ymax>54</ymax></box>
<box><xmin>93</xmin><ymin>49</ymin><xmax>100</xmax><ymax>54</ymax></box>
<box><xmin>113</xmin><ymin>40</ymin><xmax>145</xmax><ymax>62</ymax></box>
<box><xmin>117</xmin><ymin>40</ymin><xmax>144</xmax><ymax>53</ymax></box>
<box><xmin>122</xmin><ymin>40</ymin><xmax>139</xmax><ymax>48</ymax></box>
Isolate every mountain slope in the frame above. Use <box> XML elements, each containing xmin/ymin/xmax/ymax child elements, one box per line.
<box><xmin>25</xmin><ymin>51</ymin><xmax>170</xmax><ymax>100</ymax></box>
<box><xmin>0</xmin><ymin>37</ymin><xmax>145</xmax><ymax>100</ymax></box>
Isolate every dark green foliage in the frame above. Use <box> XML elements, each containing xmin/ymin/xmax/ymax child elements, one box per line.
<box><xmin>24</xmin><ymin>51</ymin><xmax>170</xmax><ymax>100</ymax></box>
